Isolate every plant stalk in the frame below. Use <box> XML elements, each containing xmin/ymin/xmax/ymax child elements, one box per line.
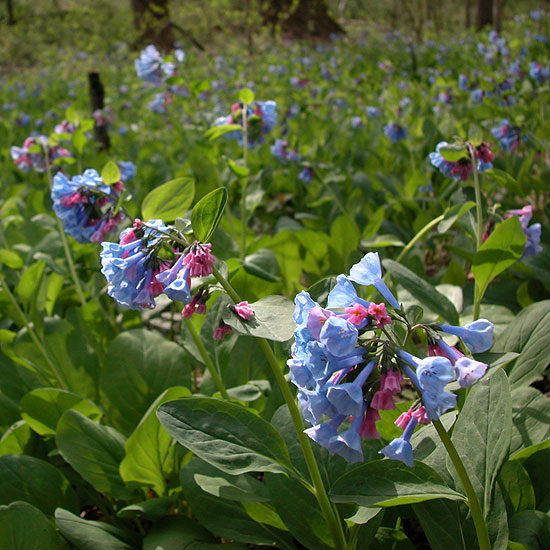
<box><xmin>469</xmin><ymin>144</ymin><xmax>484</xmax><ymax>321</ymax></box>
<box><xmin>433</xmin><ymin>419</ymin><xmax>491</xmax><ymax>550</ymax></box>
<box><xmin>395</xmin><ymin>214</ymin><xmax>446</xmax><ymax>263</ymax></box>
<box><xmin>240</xmin><ymin>104</ymin><xmax>249</xmax><ymax>259</ymax></box>
<box><xmin>183</xmin><ymin>317</ymin><xmax>230</xmax><ymax>400</ymax></box>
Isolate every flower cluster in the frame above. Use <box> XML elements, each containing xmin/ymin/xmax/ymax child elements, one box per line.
<box><xmin>134</xmin><ymin>45</ymin><xmax>175</xmax><ymax>85</ymax></box>
<box><xmin>289</xmin><ymin>252</ymin><xmax>493</xmax><ymax>465</ymax></box>
<box><xmin>429</xmin><ymin>141</ymin><xmax>494</xmax><ymax>181</ymax></box>
<box><xmin>214</xmin><ymin>100</ymin><xmax>277</xmax><ymax>148</ymax></box>
<box><xmin>11</xmin><ymin>135</ymin><xmax>71</xmax><ymax>173</ymax></box>
<box><xmin>505</xmin><ymin>205</ymin><xmax>542</xmax><ymax>258</ymax></box>
<box><xmin>271</xmin><ymin>139</ymin><xmax>301</xmax><ymax>163</ymax></box>
<box><xmin>384</xmin><ymin>122</ymin><xmax>407</xmax><ymax>143</ymax></box>
<box><xmin>490</xmin><ymin>120</ymin><xmax>524</xmax><ymax>152</ymax></box>
<box><xmin>101</xmin><ymin>221</ymin><xmax>216</xmax><ymax>312</ymax></box>
<box><xmin>52</xmin><ymin>169</ymin><xmax>125</xmax><ymax>243</ymax></box>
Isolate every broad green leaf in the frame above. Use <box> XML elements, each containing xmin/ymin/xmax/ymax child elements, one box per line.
<box><xmin>241</xmin><ymin>502</ymin><xmax>287</xmax><ymax>531</ymax></box>
<box><xmin>226</xmin><ymin>380</ymin><xmax>270</xmax><ymax>403</ymax></box>
<box><xmin>180</xmin><ymin>460</ymin><xmax>291</xmax><ymax>547</ymax></box>
<box><xmin>117</xmin><ymin>496</ymin><xmax>176</xmax><ymax>519</ymax></box>
<box><xmin>468</xmin><ymin>124</ymin><xmax>483</xmax><ymax>146</ymax></box>
<box><xmin>0</xmin><ymin>249</ymin><xmax>23</xmax><ymax>269</ymax></box>
<box><xmin>498</xmin><ymin>460</ymin><xmax>536</xmax><ymax>516</ymax></box>
<box><xmin>56</xmin><ymin>410</ymin><xmax>134</xmax><ymax>500</ymax></box>
<box><xmin>157</xmin><ymin>397</ymin><xmax>292</xmax><ymax>475</ymax></box>
<box><xmin>20</xmin><ymin>388</ymin><xmax>102</xmax><ymax>436</ymax></box>
<box><xmin>330</xmin><ymin>460</ymin><xmax>466</xmax><ymax>507</ymax></box>
<box><xmin>120</xmin><ymin>386</ymin><xmax>191</xmax><ymax>496</ymax></box>
<box><xmin>438</xmin><ymin>142</ymin><xmax>468</xmax><ymax>162</ymax></box>
<box><xmin>265</xmin><ymin>472</ymin><xmax>334</xmax><ymax>549</ymax></box>
<box><xmin>242</xmin><ymin>249</ymin><xmax>281</xmax><ymax>282</ymax></box>
<box><xmin>0</xmin><ymin>454</ymin><xmax>78</xmax><ymax>516</ymax></box>
<box><xmin>141</xmin><ymin>177</ymin><xmax>195</xmax><ymax>222</ymax></box>
<box><xmin>0</xmin><ymin>420</ymin><xmax>36</xmax><ymax>456</ymax></box>
<box><xmin>100</xmin><ymin>329</ymin><xmax>191</xmax><ymax>435</ymax></box>
<box><xmin>239</xmin><ymin>88</ymin><xmax>255</xmax><ymax>104</ymax></box>
<box><xmin>191</xmin><ymin>187</ymin><xmax>228</xmax><ymax>242</ymax></box>
<box><xmin>383</xmin><ymin>259</ymin><xmax>460</xmax><ymax>324</ymax></box>
<box><xmin>448</xmin><ymin>370</ymin><xmax>512</xmax><ymax>515</ymax></box>
<box><xmin>203</xmin><ymin>124</ymin><xmax>243</xmax><ymax>142</ymax></box>
<box><xmin>437</xmin><ymin>202</ymin><xmax>476</xmax><ymax>233</ymax></box>
<box><xmin>17</xmin><ymin>260</ymin><xmax>45</xmax><ymax>306</ymax></box>
<box><xmin>221</xmin><ymin>295</ymin><xmax>295</xmax><ymax>342</ymax></box>
<box><xmin>510</xmin><ymin>387</ymin><xmax>550</xmax><ymax>457</ymax></box>
<box><xmin>227</xmin><ymin>158</ymin><xmax>250</xmax><ymax>179</ymax></box>
<box><xmin>72</xmin><ymin>129</ymin><xmax>87</xmax><ymax>155</ymax></box>
<box><xmin>472</xmin><ymin>216</ymin><xmax>526</xmax><ymax>304</ymax></box>
<box><xmin>494</xmin><ymin>300</ymin><xmax>550</xmax><ymax>388</ymax></box>
<box><xmin>509</xmin><ymin>510</ymin><xmax>550</xmax><ymax>550</ymax></box>
<box><xmin>55</xmin><ymin>508</ymin><xmax>141</xmax><ymax>550</ymax></box>
<box><xmin>101</xmin><ymin>160</ymin><xmax>120</xmax><ymax>185</ymax></box>
<box><xmin>522</xmin><ymin>449</ymin><xmax>550</xmax><ymax>512</ymax></box>
<box><xmin>0</xmin><ymin>502</ymin><xmax>68</xmax><ymax>550</ymax></box>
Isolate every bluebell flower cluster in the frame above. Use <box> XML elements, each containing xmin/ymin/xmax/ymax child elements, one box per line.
<box><xmin>504</xmin><ymin>205</ymin><xmax>542</xmax><ymax>258</ymax></box>
<box><xmin>101</xmin><ymin>221</ymin><xmax>216</xmax><ymax>311</ymax></box>
<box><xmin>289</xmin><ymin>252</ymin><xmax>493</xmax><ymax>466</ymax></box>
<box><xmin>214</xmin><ymin>100</ymin><xmax>277</xmax><ymax>148</ymax></box>
<box><xmin>11</xmin><ymin>135</ymin><xmax>72</xmax><ymax>173</ymax></box>
<box><xmin>134</xmin><ymin>45</ymin><xmax>175</xmax><ymax>85</ymax></box>
<box><xmin>52</xmin><ymin>169</ymin><xmax>125</xmax><ymax>243</ymax></box>
<box><xmin>429</xmin><ymin>141</ymin><xmax>494</xmax><ymax>181</ymax></box>
<box><xmin>491</xmin><ymin>120</ymin><xmax>524</xmax><ymax>152</ymax></box>
<box><xmin>384</xmin><ymin>122</ymin><xmax>407</xmax><ymax>143</ymax></box>
<box><xmin>271</xmin><ymin>139</ymin><xmax>301</xmax><ymax>163</ymax></box>
<box><xmin>117</xmin><ymin>161</ymin><xmax>137</xmax><ymax>182</ymax></box>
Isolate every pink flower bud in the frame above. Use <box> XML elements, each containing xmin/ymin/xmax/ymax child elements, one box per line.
<box><xmin>371</xmin><ymin>390</ymin><xmax>396</xmax><ymax>410</ymax></box>
<box><xmin>380</xmin><ymin>370</ymin><xmax>403</xmax><ymax>394</ymax></box>
<box><xmin>411</xmin><ymin>406</ymin><xmax>430</xmax><ymax>425</ymax></box>
<box><xmin>234</xmin><ymin>301</ymin><xmax>254</xmax><ymax>320</ymax></box>
<box><xmin>395</xmin><ymin>410</ymin><xmax>413</xmax><ymax>429</ymax></box>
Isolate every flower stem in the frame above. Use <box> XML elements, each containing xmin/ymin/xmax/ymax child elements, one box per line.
<box><xmin>468</xmin><ymin>144</ymin><xmax>484</xmax><ymax>321</ymax></box>
<box><xmin>183</xmin><ymin>318</ymin><xmax>230</xmax><ymax>400</ymax></box>
<box><xmin>211</xmin><ymin>265</ymin><xmax>347</xmax><ymax>550</ymax></box>
<box><xmin>0</xmin><ymin>272</ymin><xmax>69</xmax><ymax>390</ymax></box>
<box><xmin>240</xmin><ymin>105</ymin><xmax>249</xmax><ymax>259</ymax></box>
<box><xmin>432</xmin><ymin>419</ymin><xmax>491</xmax><ymax>550</ymax></box>
<box><xmin>395</xmin><ymin>214</ymin><xmax>445</xmax><ymax>263</ymax></box>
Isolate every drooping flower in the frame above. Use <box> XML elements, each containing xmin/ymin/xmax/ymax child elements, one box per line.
<box><xmin>134</xmin><ymin>45</ymin><xmax>175</xmax><ymax>85</ymax></box>
<box><xmin>11</xmin><ymin>135</ymin><xmax>72</xmax><ymax>173</ymax></box>
<box><xmin>117</xmin><ymin>161</ymin><xmax>136</xmax><ymax>182</ymax></box>
<box><xmin>384</xmin><ymin>122</ymin><xmax>407</xmax><ymax>143</ymax></box>
<box><xmin>380</xmin><ymin>417</ymin><xmax>418</xmax><ymax>467</ymax></box>
<box><xmin>52</xmin><ymin>169</ymin><xmax>125</xmax><ymax>243</ymax></box>
<box><xmin>438</xmin><ymin>319</ymin><xmax>494</xmax><ymax>353</ymax></box>
<box><xmin>491</xmin><ymin>120</ymin><xmax>524</xmax><ymax>152</ymax></box>
<box><xmin>214</xmin><ymin>321</ymin><xmax>233</xmax><ymax>340</ymax></box>
<box><xmin>429</xmin><ymin>141</ymin><xmax>494</xmax><ymax>181</ymax></box>
<box><xmin>271</xmin><ymin>139</ymin><xmax>301</xmax><ymax>163</ymax></box>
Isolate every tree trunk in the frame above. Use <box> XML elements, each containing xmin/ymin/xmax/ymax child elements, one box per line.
<box><xmin>6</xmin><ymin>0</ymin><xmax>16</xmax><ymax>25</ymax></box>
<box><xmin>130</xmin><ymin>0</ymin><xmax>175</xmax><ymax>51</ymax></box>
<box><xmin>476</xmin><ymin>0</ymin><xmax>493</xmax><ymax>29</ymax></box>
<box><xmin>260</xmin><ymin>0</ymin><xmax>344</xmax><ymax>40</ymax></box>
<box><xmin>493</xmin><ymin>0</ymin><xmax>504</xmax><ymax>33</ymax></box>
<box><xmin>88</xmin><ymin>71</ymin><xmax>110</xmax><ymax>151</ymax></box>
<box><xmin>465</xmin><ymin>0</ymin><xmax>471</xmax><ymax>27</ymax></box>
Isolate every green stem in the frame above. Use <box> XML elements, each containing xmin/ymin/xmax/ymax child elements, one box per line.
<box><xmin>315</xmin><ymin>172</ymin><xmax>353</xmax><ymax>221</ymax></box>
<box><xmin>433</xmin><ymin>420</ymin><xmax>491</xmax><ymax>550</ymax></box>
<box><xmin>469</xmin><ymin>144</ymin><xmax>484</xmax><ymax>321</ymax></box>
<box><xmin>240</xmin><ymin>105</ymin><xmax>249</xmax><ymax>259</ymax></box>
<box><xmin>211</xmin><ymin>266</ymin><xmax>347</xmax><ymax>550</ymax></box>
<box><xmin>395</xmin><ymin>214</ymin><xmax>445</xmax><ymax>264</ymax></box>
<box><xmin>0</xmin><ymin>272</ymin><xmax>69</xmax><ymax>390</ymax></box>
<box><xmin>183</xmin><ymin>318</ymin><xmax>230</xmax><ymax>400</ymax></box>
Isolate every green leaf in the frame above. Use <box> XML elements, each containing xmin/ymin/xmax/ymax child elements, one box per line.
<box><xmin>522</xmin><ymin>449</ymin><xmax>550</xmax><ymax>512</ymax></box>
<box><xmin>330</xmin><ymin>460</ymin><xmax>466</xmax><ymax>507</ymax></box>
<box><xmin>494</xmin><ymin>300</ymin><xmax>550</xmax><ymax>388</ymax></box>
<box><xmin>498</xmin><ymin>460</ymin><xmax>535</xmax><ymax>516</ymax></box>
<box><xmin>191</xmin><ymin>187</ymin><xmax>228</xmax><ymax>242</ymax></box>
<box><xmin>55</xmin><ymin>508</ymin><xmax>141</xmax><ymax>550</ymax></box>
<box><xmin>437</xmin><ymin>202</ymin><xmax>476</xmax><ymax>233</ymax></box>
<box><xmin>17</xmin><ymin>260</ymin><xmax>45</xmax><ymax>306</ymax></box>
<box><xmin>0</xmin><ymin>420</ymin><xmax>35</xmax><ymax>456</ymax></box>
<box><xmin>117</xmin><ymin>496</ymin><xmax>176</xmax><ymax>519</ymax></box>
<box><xmin>509</xmin><ymin>510</ymin><xmax>550</xmax><ymax>550</ymax></box>
<box><xmin>468</xmin><ymin>124</ymin><xmax>483</xmax><ymax>147</ymax></box>
<box><xmin>448</xmin><ymin>370</ymin><xmax>512</xmax><ymax>515</ymax></box>
<box><xmin>510</xmin><ymin>387</ymin><xmax>550</xmax><ymax>457</ymax></box>
<box><xmin>0</xmin><ymin>502</ymin><xmax>68</xmax><ymax>550</ymax></box>
<box><xmin>227</xmin><ymin>158</ymin><xmax>250</xmax><ymax>179</ymax></box>
<box><xmin>242</xmin><ymin>249</ymin><xmax>281</xmax><ymax>282</ymax></box>
<box><xmin>0</xmin><ymin>249</ymin><xmax>23</xmax><ymax>269</ymax></box>
<box><xmin>472</xmin><ymin>216</ymin><xmax>526</xmax><ymax>305</ymax></box>
<box><xmin>221</xmin><ymin>295</ymin><xmax>295</xmax><ymax>342</ymax></box>
<box><xmin>383</xmin><ymin>260</ymin><xmax>460</xmax><ymax>324</ymax></box>
<box><xmin>142</xmin><ymin>177</ymin><xmax>195</xmax><ymax>222</ymax></box>
<box><xmin>0</xmin><ymin>454</ymin><xmax>78</xmax><ymax>516</ymax></box>
<box><xmin>20</xmin><ymin>388</ymin><xmax>102</xmax><ymax>436</ymax></box>
<box><xmin>72</xmin><ymin>129</ymin><xmax>87</xmax><ymax>155</ymax></box>
<box><xmin>157</xmin><ymin>397</ymin><xmax>292</xmax><ymax>475</ymax></box>
<box><xmin>120</xmin><ymin>386</ymin><xmax>191</xmax><ymax>496</ymax></box>
<box><xmin>100</xmin><ymin>329</ymin><xmax>191</xmax><ymax>435</ymax></box>
<box><xmin>239</xmin><ymin>88</ymin><xmax>255</xmax><ymax>105</ymax></box>
<box><xmin>56</xmin><ymin>410</ymin><xmax>134</xmax><ymax>500</ymax></box>
<box><xmin>438</xmin><ymin>143</ymin><xmax>468</xmax><ymax>162</ymax></box>
<box><xmin>203</xmin><ymin>124</ymin><xmax>243</xmax><ymax>142</ymax></box>
<box><xmin>101</xmin><ymin>161</ymin><xmax>121</xmax><ymax>185</ymax></box>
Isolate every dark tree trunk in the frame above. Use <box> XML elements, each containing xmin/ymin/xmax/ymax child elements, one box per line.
<box><xmin>88</xmin><ymin>71</ymin><xmax>110</xmax><ymax>151</ymax></box>
<box><xmin>465</xmin><ymin>0</ymin><xmax>471</xmax><ymax>27</ymax></box>
<box><xmin>476</xmin><ymin>0</ymin><xmax>493</xmax><ymax>29</ymax></box>
<box><xmin>130</xmin><ymin>0</ymin><xmax>175</xmax><ymax>51</ymax></box>
<box><xmin>260</xmin><ymin>0</ymin><xmax>344</xmax><ymax>40</ymax></box>
<box><xmin>494</xmin><ymin>0</ymin><xmax>504</xmax><ymax>33</ymax></box>
<box><xmin>6</xmin><ymin>0</ymin><xmax>16</xmax><ymax>25</ymax></box>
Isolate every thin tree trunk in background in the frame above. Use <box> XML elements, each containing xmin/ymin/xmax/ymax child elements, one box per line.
<box><xmin>130</xmin><ymin>0</ymin><xmax>174</xmax><ymax>51</ymax></box>
<box><xmin>465</xmin><ymin>0</ymin><xmax>471</xmax><ymax>27</ymax></box>
<box><xmin>494</xmin><ymin>0</ymin><xmax>504</xmax><ymax>33</ymax></box>
<box><xmin>88</xmin><ymin>71</ymin><xmax>110</xmax><ymax>151</ymax></box>
<box><xmin>6</xmin><ymin>0</ymin><xmax>16</xmax><ymax>25</ymax></box>
<box><xmin>476</xmin><ymin>0</ymin><xmax>493</xmax><ymax>29</ymax></box>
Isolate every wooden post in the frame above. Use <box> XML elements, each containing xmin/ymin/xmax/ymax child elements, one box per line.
<box><xmin>6</xmin><ymin>0</ymin><xmax>16</xmax><ymax>25</ymax></box>
<box><xmin>88</xmin><ymin>71</ymin><xmax>110</xmax><ymax>151</ymax></box>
